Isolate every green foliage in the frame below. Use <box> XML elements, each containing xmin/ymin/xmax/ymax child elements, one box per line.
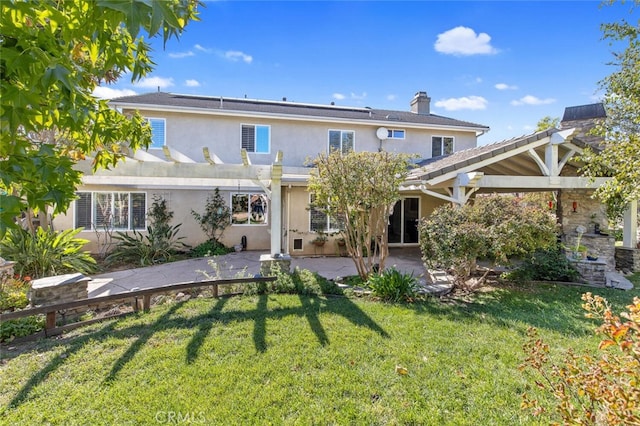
<box><xmin>535</xmin><ymin>116</ymin><xmax>560</xmax><ymax>131</ymax></box>
<box><xmin>191</xmin><ymin>188</ymin><xmax>231</xmax><ymax>242</ymax></box>
<box><xmin>0</xmin><ymin>277</ymin><xmax>30</xmax><ymax>311</ymax></box>
<box><xmin>521</xmin><ymin>293</ymin><xmax>640</xmax><ymax>425</ymax></box>
<box><xmin>579</xmin><ymin>1</ymin><xmax>640</xmax><ymax>219</ymax></box>
<box><xmin>502</xmin><ymin>248</ymin><xmax>580</xmax><ymax>283</ymax></box>
<box><xmin>366</xmin><ymin>267</ymin><xmax>417</xmax><ymax>302</ymax></box>
<box><xmin>0</xmin><ymin>315</ymin><xmax>45</xmax><ymax>342</ymax></box>
<box><xmin>0</xmin><ymin>227</ymin><xmax>97</xmax><ymax>279</ymax></box>
<box><xmin>189</xmin><ymin>240</ymin><xmax>233</xmax><ymax>258</ymax></box>
<box><xmin>308</xmin><ymin>150</ymin><xmax>414</xmax><ymax>279</ymax></box>
<box><xmin>107</xmin><ymin>196</ymin><xmax>188</xmax><ymax>266</ymax></box>
<box><xmin>419</xmin><ymin>195</ymin><xmax>558</xmax><ymax>288</ymax></box>
<box><xmin>0</xmin><ymin>0</ymin><xmax>200</xmax><ymax>237</ymax></box>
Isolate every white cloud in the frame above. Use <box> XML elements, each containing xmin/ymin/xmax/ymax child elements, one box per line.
<box><xmin>511</xmin><ymin>95</ymin><xmax>556</xmax><ymax>106</ymax></box>
<box><xmin>434</xmin><ymin>96</ymin><xmax>488</xmax><ymax>111</ymax></box>
<box><xmin>387</xmin><ymin>94</ymin><xmax>397</xmax><ymax>101</ymax></box>
<box><xmin>495</xmin><ymin>83</ymin><xmax>518</xmax><ymax>91</ymax></box>
<box><xmin>169</xmin><ymin>51</ymin><xmax>195</xmax><ymax>59</ymax></box>
<box><xmin>350</xmin><ymin>92</ymin><xmax>367</xmax><ymax>100</ymax></box>
<box><xmin>434</xmin><ymin>26</ymin><xmax>499</xmax><ymax>56</ymax></box>
<box><xmin>194</xmin><ymin>44</ymin><xmax>212</xmax><ymax>53</ymax></box>
<box><xmin>92</xmin><ymin>86</ymin><xmax>137</xmax><ymax>99</ymax></box>
<box><xmin>185</xmin><ymin>79</ymin><xmax>200</xmax><ymax>87</ymax></box>
<box><xmin>332</xmin><ymin>93</ymin><xmax>346</xmax><ymax>100</ymax></box>
<box><xmin>224</xmin><ymin>50</ymin><xmax>253</xmax><ymax>64</ymax></box>
<box><xmin>135</xmin><ymin>76</ymin><xmax>175</xmax><ymax>89</ymax></box>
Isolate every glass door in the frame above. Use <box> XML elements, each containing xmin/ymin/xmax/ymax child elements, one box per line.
<box><xmin>388</xmin><ymin>197</ymin><xmax>420</xmax><ymax>245</ymax></box>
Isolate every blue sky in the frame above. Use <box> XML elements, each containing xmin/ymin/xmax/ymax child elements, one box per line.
<box><xmin>96</xmin><ymin>1</ymin><xmax>634</xmax><ymax>145</ymax></box>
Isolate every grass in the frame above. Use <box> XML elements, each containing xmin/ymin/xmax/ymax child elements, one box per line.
<box><xmin>1</xmin><ymin>275</ymin><xmax>638</xmax><ymax>425</ymax></box>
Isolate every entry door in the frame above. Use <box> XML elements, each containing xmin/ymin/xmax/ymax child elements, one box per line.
<box><xmin>388</xmin><ymin>197</ymin><xmax>420</xmax><ymax>245</ymax></box>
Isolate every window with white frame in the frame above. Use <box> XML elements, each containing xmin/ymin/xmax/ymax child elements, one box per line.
<box><xmin>309</xmin><ymin>195</ymin><xmax>345</xmax><ymax>233</ymax></box>
<box><xmin>241</xmin><ymin>124</ymin><xmax>270</xmax><ymax>153</ymax></box>
<box><xmin>328</xmin><ymin>130</ymin><xmax>354</xmax><ymax>154</ymax></box>
<box><xmin>231</xmin><ymin>193</ymin><xmax>268</xmax><ymax>225</ymax></box>
<box><xmin>432</xmin><ymin>136</ymin><xmax>454</xmax><ymax>157</ymax></box>
<box><xmin>387</xmin><ymin>129</ymin><xmax>405</xmax><ymax>139</ymax></box>
<box><xmin>75</xmin><ymin>192</ymin><xmax>146</xmax><ymax>231</ymax></box>
<box><xmin>146</xmin><ymin>118</ymin><xmax>166</xmax><ymax>149</ymax></box>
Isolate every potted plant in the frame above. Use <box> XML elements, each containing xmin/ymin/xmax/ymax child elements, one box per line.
<box><xmin>311</xmin><ymin>232</ymin><xmax>327</xmax><ymax>246</ymax></box>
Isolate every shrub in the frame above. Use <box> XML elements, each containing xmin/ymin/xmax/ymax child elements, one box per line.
<box><xmin>0</xmin><ymin>227</ymin><xmax>97</xmax><ymax>278</ymax></box>
<box><xmin>107</xmin><ymin>195</ymin><xmax>188</xmax><ymax>266</ymax></box>
<box><xmin>520</xmin><ymin>293</ymin><xmax>640</xmax><ymax>424</ymax></box>
<box><xmin>419</xmin><ymin>195</ymin><xmax>557</xmax><ymax>290</ymax></box>
<box><xmin>191</xmin><ymin>188</ymin><xmax>231</xmax><ymax>242</ymax></box>
<box><xmin>190</xmin><ymin>239</ymin><xmax>232</xmax><ymax>258</ymax></box>
<box><xmin>366</xmin><ymin>267</ymin><xmax>417</xmax><ymax>302</ymax></box>
<box><xmin>0</xmin><ymin>276</ymin><xmax>30</xmax><ymax>311</ymax></box>
<box><xmin>0</xmin><ymin>316</ymin><xmax>45</xmax><ymax>342</ymax></box>
<box><xmin>503</xmin><ymin>248</ymin><xmax>579</xmax><ymax>283</ymax></box>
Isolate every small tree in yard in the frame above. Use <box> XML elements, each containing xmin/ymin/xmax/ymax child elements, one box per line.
<box><xmin>419</xmin><ymin>195</ymin><xmax>557</xmax><ymax>290</ymax></box>
<box><xmin>521</xmin><ymin>293</ymin><xmax>640</xmax><ymax>425</ymax></box>
<box><xmin>308</xmin><ymin>150</ymin><xmax>413</xmax><ymax>280</ymax></box>
<box><xmin>191</xmin><ymin>188</ymin><xmax>231</xmax><ymax>243</ymax></box>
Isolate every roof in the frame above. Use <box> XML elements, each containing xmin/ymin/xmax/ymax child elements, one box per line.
<box><xmin>408</xmin><ymin>127</ymin><xmax>595</xmax><ymax>182</ymax></box>
<box><xmin>110</xmin><ymin>92</ymin><xmax>490</xmax><ymax>131</ymax></box>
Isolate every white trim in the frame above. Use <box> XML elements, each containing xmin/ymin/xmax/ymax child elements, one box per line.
<box><xmin>240</xmin><ymin>123</ymin><xmax>271</xmax><ymax>154</ymax></box>
<box><xmin>431</xmin><ymin>135</ymin><xmax>455</xmax><ymax>157</ymax></box>
<box><xmin>327</xmin><ymin>129</ymin><xmax>356</xmax><ymax>154</ymax></box>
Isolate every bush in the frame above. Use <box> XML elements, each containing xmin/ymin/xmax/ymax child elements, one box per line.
<box><xmin>419</xmin><ymin>195</ymin><xmax>558</xmax><ymax>290</ymax></box>
<box><xmin>0</xmin><ymin>227</ymin><xmax>97</xmax><ymax>278</ymax></box>
<box><xmin>0</xmin><ymin>316</ymin><xmax>45</xmax><ymax>342</ymax></box>
<box><xmin>190</xmin><ymin>239</ymin><xmax>233</xmax><ymax>257</ymax></box>
<box><xmin>520</xmin><ymin>293</ymin><xmax>640</xmax><ymax>424</ymax></box>
<box><xmin>191</xmin><ymin>188</ymin><xmax>231</xmax><ymax>242</ymax></box>
<box><xmin>503</xmin><ymin>248</ymin><xmax>579</xmax><ymax>283</ymax></box>
<box><xmin>107</xmin><ymin>195</ymin><xmax>188</xmax><ymax>266</ymax></box>
<box><xmin>366</xmin><ymin>267</ymin><xmax>417</xmax><ymax>302</ymax></box>
<box><xmin>0</xmin><ymin>276</ymin><xmax>30</xmax><ymax>311</ymax></box>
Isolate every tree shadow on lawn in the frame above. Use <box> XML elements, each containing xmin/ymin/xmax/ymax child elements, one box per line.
<box><xmin>409</xmin><ymin>281</ymin><xmax>639</xmax><ymax>337</ymax></box>
<box><xmin>6</xmin><ymin>294</ymin><xmax>388</xmax><ymax>409</ymax></box>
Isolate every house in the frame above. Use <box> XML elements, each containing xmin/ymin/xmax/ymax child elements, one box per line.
<box><xmin>51</xmin><ymin>92</ymin><xmax>638</xmax><ymax>273</ymax></box>
<box><xmin>52</xmin><ymin>91</ymin><xmax>490</xmax><ymax>256</ymax></box>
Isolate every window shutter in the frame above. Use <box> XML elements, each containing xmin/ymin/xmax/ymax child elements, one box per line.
<box><xmin>242</xmin><ymin>125</ymin><xmax>255</xmax><ymax>152</ymax></box>
<box><xmin>75</xmin><ymin>192</ymin><xmax>92</xmax><ymax>229</ymax></box>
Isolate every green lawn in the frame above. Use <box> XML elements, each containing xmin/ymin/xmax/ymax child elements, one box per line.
<box><xmin>1</xmin><ymin>277</ymin><xmax>638</xmax><ymax>425</ymax></box>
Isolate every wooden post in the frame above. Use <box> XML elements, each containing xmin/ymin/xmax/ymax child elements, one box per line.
<box><xmin>143</xmin><ymin>295</ymin><xmax>151</xmax><ymax>312</ymax></box>
<box><xmin>45</xmin><ymin>311</ymin><xmax>56</xmax><ymax>330</ymax></box>
<box><xmin>213</xmin><ymin>283</ymin><xmax>218</xmax><ymax>298</ymax></box>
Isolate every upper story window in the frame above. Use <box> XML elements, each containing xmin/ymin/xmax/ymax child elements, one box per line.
<box><xmin>432</xmin><ymin>136</ymin><xmax>454</xmax><ymax>157</ymax></box>
<box><xmin>242</xmin><ymin>124</ymin><xmax>270</xmax><ymax>153</ymax></box>
<box><xmin>146</xmin><ymin>118</ymin><xmax>166</xmax><ymax>149</ymax></box>
<box><xmin>328</xmin><ymin>130</ymin><xmax>354</xmax><ymax>154</ymax></box>
<box><xmin>387</xmin><ymin>129</ymin><xmax>405</xmax><ymax>139</ymax></box>
<box><xmin>75</xmin><ymin>192</ymin><xmax>146</xmax><ymax>231</ymax></box>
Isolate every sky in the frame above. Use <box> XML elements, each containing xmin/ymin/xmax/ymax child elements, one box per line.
<box><xmin>95</xmin><ymin>1</ymin><xmax>635</xmax><ymax>145</ymax></box>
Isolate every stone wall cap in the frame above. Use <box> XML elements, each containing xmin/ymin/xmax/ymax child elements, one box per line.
<box><xmin>31</xmin><ymin>273</ymin><xmax>92</xmax><ymax>289</ymax></box>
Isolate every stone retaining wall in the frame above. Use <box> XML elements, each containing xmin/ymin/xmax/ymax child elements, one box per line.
<box><xmin>29</xmin><ymin>273</ymin><xmax>90</xmax><ymax>306</ymax></box>
<box><xmin>570</xmin><ymin>259</ymin><xmax>607</xmax><ymax>287</ymax></box>
<box><xmin>615</xmin><ymin>247</ymin><xmax>640</xmax><ymax>273</ymax></box>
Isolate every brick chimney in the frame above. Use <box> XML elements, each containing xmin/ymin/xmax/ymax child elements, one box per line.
<box><xmin>560</xmin><ymin>103</ymin><xmax>606</xmax><ymax>149</ymax></box>
<box><xmin>410</xmin><ymin>91</ymin><xmax>431</xmax><ymax>115</ymax></box>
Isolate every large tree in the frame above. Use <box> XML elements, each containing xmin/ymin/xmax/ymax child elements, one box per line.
<box><xmin>308</xmin><ymin>150</ymin><xmax>413</xmax><ymax>280</ymax></box>
<box><xmin>0</xmin><ymin>0</ymin><xmax>200</xmax><ymax>237</ymax></box>
<box><xmin>580</xmin><ymin>0</ymin><xmax>639</xmax><ymax>219</ymax></box>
